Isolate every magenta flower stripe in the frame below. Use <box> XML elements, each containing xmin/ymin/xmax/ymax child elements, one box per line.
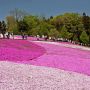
<box><xmin>0</xmin><ymin>39</ymin><xmax>46</xmax><ymax>62</ymax></box>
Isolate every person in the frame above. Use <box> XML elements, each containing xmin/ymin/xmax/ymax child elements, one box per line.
<box><xmin>45</xmin><ymin>36</ymin><xmax>48</xmax><ymax>41</ymax></box>
<box><xmin>5</xmin><ymin>32</ymin><xmax>8</xmax><ymax>39</ymax></box>
<box><xmin>37</xmin><ymin>35</ymin><xmax>40</xmax><ymax>40</ymax></box>
<box><xmin>7</xmin><ymin>32</ymin><xmax>10</xmax><ymax>39</ymax></box>
<box><xmin>11</xmin><ymin>32</ymin><xmax>14</xmax><ymax>39</ymax></box>
<box><xmin>6</xmin><ymin>32</ymin><xmax>10</xmax><ymax>39</ymax></box>
<box><xmin>22</xmin><ymin>33</ymin><xmax>25</xmax><ymax>40</ymax></box>
<box><xmin>24</xmin><ymin>34</ymin><xmax>28</xmax><ymax>40</ymax></box>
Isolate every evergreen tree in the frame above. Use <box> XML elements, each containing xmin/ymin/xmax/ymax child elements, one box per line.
<box><xmin>80</xmin><ymin>31</ymin><xmax>89</xmax><ymax>44</ymax></box>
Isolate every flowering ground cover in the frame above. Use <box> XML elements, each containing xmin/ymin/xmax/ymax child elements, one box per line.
<box><xmin>0</xmin><ymin>39</ymin><xmax>45</xmax><ymax>62</ymax></box>
<box><xmin>0</xmin><ymin>38</ymin><xmax>90</xmax><ymax>76</ymax></box>
<box><xmin>0</xmin><ymin>61</ymin><xmax>90</xmax><ymax>90</ymax></box>
<box><xmin>28</xmin><ymin>41</ymin><xmax>90</xmax><ymax>76</ymax></box>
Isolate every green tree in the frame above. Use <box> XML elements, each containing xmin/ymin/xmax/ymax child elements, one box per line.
<box><xmin>50</xmin><ymin>15</ymin><xmax>64</xmax><ymax>30</ymax></box>
<box><xmin>82</xmin><ymin>12</ymin><xmax>90</xmax><ymax>30</ymax></box>
<box><xmin>48</xmin><ymin>29</ymin><xmax>60</xmax><ymax>38</ymax></box>
<box><xmin>28</xmin><ymin>28</ymin><xmax>39</xmax><ymax>36</ymax></box>
<box><xmin>38</xmin><ymin>22</ymin><xmax>51</xmax><ymax>37</ymax></box>
<box><xmin>60</xmin><ymin>26</ymin><xmax>72</xmax><ymax>39</ymax></box>
<box><xmin>23</xmin><ymin>15</ymin><xmax>39</xmax><ymax>30</ymax></box>
<box><xmin>82</xmin><ymin>12</ymin><xmax>90</xmax><ymax>43</ymax></box>
<box><xmin>18</xmin><ymin>20</ymin><xmax>28</xmax><ymax>33</ymax></box>
<box><xmin>73</xmin><ymin>35</ymin><xmax>79</xmax><ymax>42</ymax></box>
<box><xmin>80</xmin><ymin>31</ymin><xmax>89</xmax><ymax>44</ymax></box>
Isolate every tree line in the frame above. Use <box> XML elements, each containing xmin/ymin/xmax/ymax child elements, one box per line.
<box><xmin>0</xmin><ymin>9</ymin><xmax>90</xmax><ymax>46</ymax></box>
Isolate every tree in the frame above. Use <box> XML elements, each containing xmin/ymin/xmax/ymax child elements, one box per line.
<box><xmin>80</xmin><ymin>31</ymin><xmax>89</xmax><ymax>44</ymax></box>
<box><xmin>0</xmin><ymin>21</ymin><xmax>2</xmax><ymax>34</ymax></box>
<box><xmin>18</xmin><ymin>20</ymin><xmax>28</xmax><ymax>33</ymax></box>
<box><xmin>10</xmin><ymin>8</ymin><xmax>28</xmax><ymax>22</ymax></box>
<box><xmin>38</xmin><ymin>22</ymin><xmax>51</xmax><ymax>37</ymax></box>
<box><xmin>73</xmin><ymin>35</ymin><xmax>79</xmax><ymax>42</ymax></box>
<box><xmin>1</xmin><ymin>21</ymin><xmax>7</xmax><ymax>38</ymax></box>
<box><xmin>23</xmin><ymin>15</ymin><xmax>54</xmax><ymax>37</ymax></box>
<box><xmin>60</xmin><ymin>26</ymin><xmax>72</xmax><ymax>39</ymax></box>
<box><xmin>50</xmin><ymin>16</ymin><xmax>64</xmax><ymax>30</ymax></box>
<box><xmin>82</xmin><ymin>12</ymin><xmax>90</xmax><ymax>43</ymax></box>
<box><xmin>48</xmin><ymin>29</ymin><xmax>60</xmax><ymax>38</ymax></box>
<box><xmin>23</xmin><ymin>15</ymin><xmax>39</xmax><ymax>30</ymax></box>
<box><xmin>6</xmin><ymin>16</ymin><xmax>18</xmax><ymax>34</ymax></box>
<box><xmin>28</xmin><ymin>28</ymin><xmax>39</xmax><ymax>36</ymax></box>
<box><xmin>82</xmin><ymin>12</ymin><xmax>90</xmax><ymax>30</ymax></box>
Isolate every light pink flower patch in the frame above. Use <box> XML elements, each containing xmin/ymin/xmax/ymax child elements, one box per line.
<box><xmin>28</xmin><ymin>42</ymin><xmax>90</xmax><ymax>76</ymax></box>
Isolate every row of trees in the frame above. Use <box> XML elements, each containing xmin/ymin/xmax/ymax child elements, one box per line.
<box><xmin>1</xmin><ymin>9</ymin><xmax>90</xmax><ymax>46</ymax></box>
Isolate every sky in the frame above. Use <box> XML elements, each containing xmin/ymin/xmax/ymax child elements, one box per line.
<box><xmin>0</xmin><ymin>0</ymin><xmax>90</xmax><ymax>20</ymax></box>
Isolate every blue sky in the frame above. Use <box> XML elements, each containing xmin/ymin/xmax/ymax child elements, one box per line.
<box><xmin>0</xmin><ymin>0</ymin><xmax>90</xmax><ymax>20</ymax></box>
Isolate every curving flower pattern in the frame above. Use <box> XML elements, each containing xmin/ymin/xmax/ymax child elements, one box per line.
<box><xmin>0</xmin><ymin>39</ymin><xmax>46</xmax><ymax>62</ymax></box>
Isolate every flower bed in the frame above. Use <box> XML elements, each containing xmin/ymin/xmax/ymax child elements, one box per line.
<box><xmin>29</xmin><ymin>41</ymin><xmax>90</xmax><ymax>76</ymax></box>
<box><xmin>0</xmin><ymin>39</ymin><xmax>90</xmax><ymax>75</ymax></box>
<box><xmin>0</xmin><ymin>39</ymin><xmax>45</xmax><ymax>62</ymax></box>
